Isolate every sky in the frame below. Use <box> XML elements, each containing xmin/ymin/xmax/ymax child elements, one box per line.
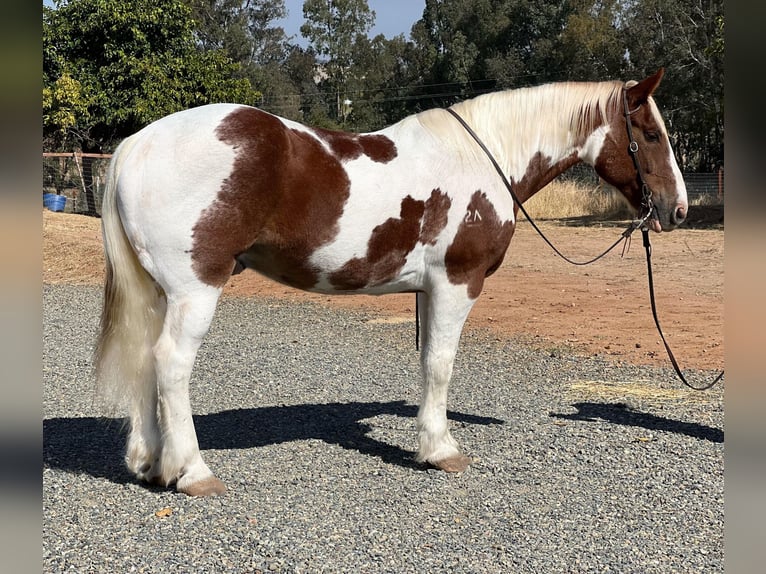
<box><xmin>277</xmin><ymin>1</ymin><xmax>426</xmax><ymax>44</ymax></box>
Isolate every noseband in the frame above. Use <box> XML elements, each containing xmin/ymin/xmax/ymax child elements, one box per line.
<box><xmin>622</xmin><ymin>89</ymin><xmax>656</xmax><ymax>229</ymax></box>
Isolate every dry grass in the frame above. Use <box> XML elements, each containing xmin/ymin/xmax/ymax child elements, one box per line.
<box><xmin>568</xmin><ymin>380</ymin><xmax>717</xmax><ymax>405</ymax></box>
<box><xmin>523</xmin><ymin>180</ymin><xmax>632</xmax><ymax>220</ymax></box>
<box><xmin>690</xmin><ymin>192</ymin><xmax>724</xmax><ymax>207</ymax></box>
<box><xmin>525</xmin><ymin>178</ymin><xmax>724</xmax><ymax>222</ymax></box>
<box><xmin>43</xmin><ymin>210</ymin><xmax>104</xmax><ymax>285</ymax></box>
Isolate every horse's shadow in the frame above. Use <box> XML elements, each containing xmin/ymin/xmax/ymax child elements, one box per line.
<box><xmin>43</xmin><ymin>401</ymin><xmax>504</xmax><ymax>484</ymax></box>
<box><xmin>550</xmin><ymin>401</ymin><xmax>724</xmax><ymax>443</ymax></box>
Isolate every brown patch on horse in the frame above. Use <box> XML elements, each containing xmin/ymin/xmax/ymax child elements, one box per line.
<box><xmin>511</xmin><ymin>152</ymin><xmax>580</xmax><ymax>204</ymax></box>
<box><xmin>313</xmin><ymin>127</ymin><xmax>398</xmax><ymax>163</ymax></box>
<box><xmin>420</xmin><ymin>189</ymin><xmax>452</xmax><ymax>245</ymax></box>
<box><xmin>445</xmin><ymin>191</ymin><xmax>515</xmax><ymax>299</ymax></box>
<box><xmin>329</xmin><ymin>189</ymin><xmax>452</xmax><ymax>290</ymax></box>
<box><xmin>191</xmin><ymin>107</ymin><xmax>351</xmax><ymax>288</ymax></box>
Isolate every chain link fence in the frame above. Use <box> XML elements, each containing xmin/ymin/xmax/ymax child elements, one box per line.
<box><xmin>558</xmin><ymin>163</ymin><xmax>724</xmax><ymax>203</ymax></box>
<box><xmin>42</xmin><ymin>154</ymin><xmax>723</xmax><ymax>217</ymax></box>
<box><xmin>42</xmin><ymin>153</ymin><xmax>112</xmax><ymax>215</ymax></box>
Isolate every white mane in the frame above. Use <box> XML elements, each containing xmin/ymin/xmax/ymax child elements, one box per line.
<box><xmin>416</xmin><ymin>80</ymin><xmax>626</xmax><ymax>179</ymax></box>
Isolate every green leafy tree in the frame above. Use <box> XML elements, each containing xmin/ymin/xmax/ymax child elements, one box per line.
<box><xmin>406</xmin><ymin>0</ymin><xmax>722</xmax><ymax>172</ymax></box>
<box><xmin>621</xmin><ymin>0</ymin><xmax>724</xmax><ymax>171</ymax></box>
<box><xmin>558</xmin><ymin>0</ymin><xmax>627</xmax><ymax>80</ymax></box>
<box><xmin>187</xmin><ymin>0</ymin><xmax>255</xmax><ymax>64</ymax></box>
<box><xmin>184</xmin><ymin>1</ymin><xmax>290</xmax><ymax>73</ymax></box>
<box><xmin>277</xmin><ymin>45</ymin><xmax>333</xmax><ymax>125</ymax></box>
<box><xmin>341</xmin><ymin>33</ymin><xmax>416</xmax><ymax>131</ymax></box>
<box><xmin>300</xmin><ymin>0</ymin><xmax>375</xmax><ymax>124</ymax></box>
<box><xmin>44</xmin><ymin>0</ymin><xmax>261</xmax><ymax>215</ymax></box>
<box><xmin>408</xmin><ymin>0</ymin><xmax>576</xmax><ymax>106</ymax></box>
<box><xmin>183</xmin><ymin>1</ymin><xmax>313</xmax><ymax>121</ymax></box>
<box><xmin>43</xmin><ymin>0</ymin><xmax>260</xmax><ymax>153</ymax></box>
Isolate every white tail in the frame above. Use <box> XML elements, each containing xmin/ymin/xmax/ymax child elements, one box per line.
<box><xmin>94</xmin><ymin>136</ymin><xmax>166</xmax><ymax>415</ymax></box>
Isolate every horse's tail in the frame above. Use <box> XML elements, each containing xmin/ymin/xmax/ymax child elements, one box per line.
<box><xmin>94</xmin><ymin>135</ymin><xmax>165</xmax><ymax>414</ymax></box>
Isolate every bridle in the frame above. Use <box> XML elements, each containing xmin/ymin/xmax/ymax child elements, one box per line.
<box><xmin>424</xmin><ymin>89</ymin><xmax>724</xmax><ymax>391</ymax></box>
<box><xmin>622</xmin><ymin>89</ymin><xmax>657</xmax><ymax>229</ymax></box>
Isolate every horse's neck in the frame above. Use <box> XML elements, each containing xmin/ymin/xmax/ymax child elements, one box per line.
<box><xmin>450</xmin><ymin>86</ymin><xmax>606</xmax><ymax>203</ymax></box>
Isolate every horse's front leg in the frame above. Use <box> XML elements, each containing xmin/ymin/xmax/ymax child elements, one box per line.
<box><xmin>415</xmin><ymin>286</ymin><xmax>477</xmax><ymax>472</ymax></box>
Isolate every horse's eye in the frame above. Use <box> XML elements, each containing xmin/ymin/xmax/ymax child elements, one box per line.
<box><xmin>645</xmin><ymin>131</ymin><xmax>660</xmax><ymax>143</ymax></box>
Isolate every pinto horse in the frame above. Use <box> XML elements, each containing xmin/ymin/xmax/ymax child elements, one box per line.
<box><xmin>95</xmin><ymin>69</ymin><xmax>687</xmax><ymax>496</ymax></box>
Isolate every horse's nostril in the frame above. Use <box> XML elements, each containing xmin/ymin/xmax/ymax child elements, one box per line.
<box><xmin>674</xmin><ymin>205</ymin><xmax>687</xmax><ymax>224</ymax></box>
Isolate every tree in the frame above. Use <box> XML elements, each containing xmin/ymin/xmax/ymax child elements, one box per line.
<box><xmin>43</xmin><ymin>0</ymin><xmax>260</xmax><ymax>152</ymax></box>
<box><xmin>558</xmin><ymin>0</ymin><xmax>627</xmax><ymax>81</ymax></box>
<box><xmin>621</xmin><ymin>0</ymin><xmax>724</xmax><ymax>171</ymax></box>
<box><xmin>184</xmin><ymin>1</ymin><xmax>314</xmax><ymax>121</ymax></box>
<box><xmin>44</xmin><ymin>0</ymin><xmax>261</xmax><ymax>215</ymax></box>
<box><xmin>405</xmin><ymin>0</ymin><xmax>723</xmax><ymax>172</ymax></box>
<box><xmin>408</xmin><ymin>0</ymin><xmax>577</xmax><ymax>106</ymax></box>
<box><xmin>300</xmin><ymin>0</ymin><xmax>375</xmax><ymax>123</ymax></box>
<box><xmin>185</xmin><ymin>1</ymin><xmax>290</xmax><ymax>73</ymax></box>
<box><xmin>340</xmin><ymin>33</ymin><xmax>417</xmax><ymax>131</ymax></box>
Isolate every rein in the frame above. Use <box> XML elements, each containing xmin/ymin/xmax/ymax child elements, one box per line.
<box><xmin>429</xmin><ymin>99</ymin><xmax>723</xmax><ymax>390</ymax></box>
<box><xmin>639</xmin><ymin>228</ymin><xmax>723</xmax><ymax>390</ymax></box>
<box><xmin>445</xmin><ymin>107</ymin><xmax>643</xmax><ymax>265</ymax></box>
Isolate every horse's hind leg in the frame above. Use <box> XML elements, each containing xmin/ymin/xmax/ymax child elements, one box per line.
<box><xmin>125</xmin><ymin>364</ymin><xmax>162</xmax><ymax>484</ymax></box>
<box><xmin>416</xmin><ymin>287</ymin><xmax>476</xmax><ymax>472</ymax></box>
<box><xmin>153</xmin><ymin>285</ymin><xmax>226</xmax><ymax>496</ymax></box>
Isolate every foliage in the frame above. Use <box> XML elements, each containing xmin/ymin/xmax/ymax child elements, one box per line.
<box><xmin>186</xmin><ymin>1</ymin><xmax>287</xmax><ymax>62</ymax></box>
<box><xmin>43</xmin><ymin>0</ymin><xmax>723</xmax><ymax>170</ymax></box>
<box><xmin>405</xmin><ymin>0</ymin><xmax>723</xmax><ymax>171</ymax></box>
<box><xmin>182</xmin><ymin>1</ymin><xmax>332</xmax><ymax>125</ymax></box>
<box><xmin>300</xmin><ymin>0</ymin><xmax>375</xmax><ymax>124</ymax></box>
<box><xmin>43</xmin><ymin>0</ymin><xmax>260</xmax><ymax>152</ymax></box>
<box><xmin>620</xmin><ymin>0</ymin><xmax>724</xmax><ymax>171</ymax></box>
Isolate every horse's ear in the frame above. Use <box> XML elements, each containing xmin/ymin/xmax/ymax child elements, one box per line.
<box><xmin>626</xmin><ymin>68</ymin><xmax>665</xmax><ymax>108</ymax></box>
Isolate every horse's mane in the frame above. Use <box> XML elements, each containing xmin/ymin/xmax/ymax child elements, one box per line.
<box><xmin>414</xmin><ymin>80</ymin><xmax>626</xmax><ymax>162</ymax></box>
<box><xmin>469</xmin><ymin>80</ymin><xmax>623</xmax><ymax>143</ymax></box>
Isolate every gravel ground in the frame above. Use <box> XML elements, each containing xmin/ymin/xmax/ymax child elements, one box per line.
<box><xmin>43</xmin><ymin>284</ymin><xmax>724</xmax><ymax>573</ymax></box>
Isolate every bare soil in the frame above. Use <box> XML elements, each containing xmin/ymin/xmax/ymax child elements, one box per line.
<box><xmin>43</xmin><ymin>208</ymin><xmax>723</xmax><ymax>371</ymax></box>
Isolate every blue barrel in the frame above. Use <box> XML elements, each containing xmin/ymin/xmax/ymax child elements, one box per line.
<box><xmin>43</xmin><ymin>193</ymin><xmax>67</xmax><ymax>212</ymax></box>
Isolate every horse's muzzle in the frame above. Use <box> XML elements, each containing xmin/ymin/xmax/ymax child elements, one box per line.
<box><xmin>672</xmin><ymin>203</ymin><xmax>687</xmax><ymax>226</ymax></box>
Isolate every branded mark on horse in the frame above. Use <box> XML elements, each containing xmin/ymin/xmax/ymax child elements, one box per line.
<box><xmin>95</xmin><ymin>69</ymin><xmax>687</xmax><ymax>496</ymax></box>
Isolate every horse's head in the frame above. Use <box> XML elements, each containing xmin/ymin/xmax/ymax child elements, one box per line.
<box><xmin>595</xmin><ymin>69</ymin><xmax>688</xmax><ymax>232</ymax></box>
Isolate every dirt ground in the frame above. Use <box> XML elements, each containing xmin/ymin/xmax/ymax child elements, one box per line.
<box><xmin>43</xmin><ymin>208</ymin><xmax>723</xmax><ymax>371</ymax></box>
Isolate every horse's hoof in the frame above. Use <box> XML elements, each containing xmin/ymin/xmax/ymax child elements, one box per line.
<box><xmin>431</xmin><ymin>454</ymin><xmax>472</xmax><ymax>473</ymax></box>
<box><xmin>178</xmin><ymin>476</ymin><xmax>227</xmax><ymax>497</ymax></box>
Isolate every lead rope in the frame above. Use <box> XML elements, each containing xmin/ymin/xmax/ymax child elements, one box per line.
<box><xmin>641</xmin><ymin>228</ymin><xmax>723</xmax><ymax>390</ymax></box>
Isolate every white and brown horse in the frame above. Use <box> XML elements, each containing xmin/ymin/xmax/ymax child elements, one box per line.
<box><xmin>95</xmin><ymin>69</ymin><xmax>687</xmax><ymax>496</ymax></box>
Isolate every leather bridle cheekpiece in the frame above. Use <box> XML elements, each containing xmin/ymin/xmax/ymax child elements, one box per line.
<box><xmin>622</xmin><ymin>88</ymin><xmax>656</xmax><ymax>229</ymax></box>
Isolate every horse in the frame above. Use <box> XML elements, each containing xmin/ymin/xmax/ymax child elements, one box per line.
<box><xmin>95</xmin><ymin>68</ymin><xmax>687</xmax><ymax>496</ymax></box>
